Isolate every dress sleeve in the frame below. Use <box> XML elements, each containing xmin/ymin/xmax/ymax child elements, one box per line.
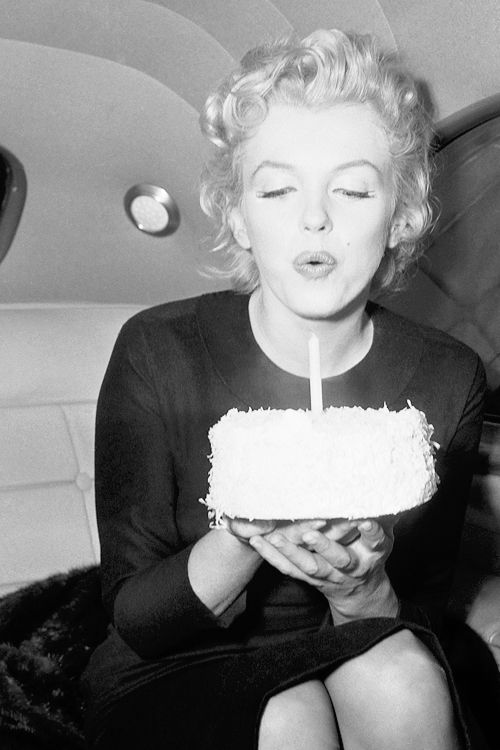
<box><xmin>390</xmin><ymin>354</ymin><xmax>487</xmax><ymax>633</ymax></box>
<box><xmin>95</xmin><ymin>318</ymin><xmax>239</xmax><ymax>659</ymax></box>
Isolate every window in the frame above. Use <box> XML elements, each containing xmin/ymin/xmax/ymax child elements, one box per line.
<box><xmin>0</xmin><ymin>146</ymin><xmax>27</xmax><ymax>266</ymax></box>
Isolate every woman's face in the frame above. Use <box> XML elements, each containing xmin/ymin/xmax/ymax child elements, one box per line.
<box><xmin>230</xmin><ymin>102</ymin><xmax>400</xmax><ymax>322</ymax></box>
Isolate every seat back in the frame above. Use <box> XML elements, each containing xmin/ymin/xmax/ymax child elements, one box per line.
<box><xmin>0</xmin><ymin>304</ymin><xmax>143</xmax><ymax>595</ymax></box>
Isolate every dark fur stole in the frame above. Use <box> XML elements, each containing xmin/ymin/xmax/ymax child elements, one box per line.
<box><xmin>0</xmin><ymin>567</ymin><xmax>108</xmax><ymax>749</ymax></box>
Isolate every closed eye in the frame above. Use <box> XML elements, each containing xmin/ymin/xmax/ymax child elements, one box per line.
<box><xmin>335</xmin><ymin>189</ymin><xmax>373</xmax><ymax>199</ymax></box>
<box><xmin>257</xmin><ymin>187</ymin><xmax>294</xmax><ymax>199</ymax></box>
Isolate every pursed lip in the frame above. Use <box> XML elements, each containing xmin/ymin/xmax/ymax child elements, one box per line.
<box><xmin>293</xmin><ymin>251</ymin><xmax>336</xmax><ymax>278</ymax></box>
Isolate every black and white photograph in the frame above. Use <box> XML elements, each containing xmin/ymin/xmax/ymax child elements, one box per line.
<box><xmin>0</xmin><ymin>2</ymin><xmax>499</xmax><ymax>748</ymax></box>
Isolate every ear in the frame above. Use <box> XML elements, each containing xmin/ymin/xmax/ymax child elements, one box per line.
<box><xmin>387</xmin><ymin>215</ymin><xmax>406</xmax><ymax>248</ymax></box>
<box><xmin>229</xmin><ymin>207</ymin><xmax>251</xmax><ymax>250</ymax></box>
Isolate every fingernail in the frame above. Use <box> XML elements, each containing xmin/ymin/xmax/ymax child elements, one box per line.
<box><xmin>359</xmin><ymin>520</ymin><xmax>374</xmax><ymax>532</ymax></box>
<box><xmin>302</xmin><ymin>531</ymin><xmax>319</xmax><ymax>545</ymax></box>
<box><xmin>310</xmin><ymin>520</ymin><xmax>327</xmax><ymax>529</ymax></box>
<box><xmin>269</xmin><ymin>534</ymin><xmax>284</xmax><ymax>548</ymax></box>
<box><xmin>338</xmin><ymin>555</ymin><xmax>353</xmax><ymax>570</ymax></box>
<box><xmin>249</xmin><ymin>537</ymin><xmax>261</xmax><ymax>549</ymax></box>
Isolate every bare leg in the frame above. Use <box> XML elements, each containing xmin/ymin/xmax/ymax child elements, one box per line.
<box><xmin>325</xmin><ymin>629</ymin><xmax>461</xmax><ymax>750</ymax></box>
<box><xmin>258</xmin><ymin>679</ymin><xmax>341</xmax><ymax>750</ymax></box>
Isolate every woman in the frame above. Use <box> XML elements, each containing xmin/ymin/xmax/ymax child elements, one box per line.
<box><xmin>83</xmin><ymin>30</ymin><xmax>486</xmax><ymax>749</ymax></box>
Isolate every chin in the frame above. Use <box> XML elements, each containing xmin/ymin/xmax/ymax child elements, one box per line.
<box><xmin>287</xmin><ymin>285</ymin><xmax>368</xmax><ymax>322</ymax></box>
<box><xmin>290</xmin><ymin>299</ymin><xmax>346</xmax><ymax>321</ymax></box>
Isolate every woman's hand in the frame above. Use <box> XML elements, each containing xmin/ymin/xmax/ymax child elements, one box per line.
<box><xmin>225</xmin><ymin>516</ymin><xmax>276</xmax><ymax>544</ymax></box>
<box><xmin>249</xmin><ymin>517</ymin><xmax>399</xmax><ymax>624</ymax></box>
<box><xmin>224</xmin><ymin>516</ymin><xmax>328</xmax><ymax>545</ymax></box>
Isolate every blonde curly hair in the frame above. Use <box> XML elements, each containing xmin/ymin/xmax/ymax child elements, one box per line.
<box><xmin>199</xmin><ymin>29</ymin><xmax>434</xmax><ymax>296</ymax></box>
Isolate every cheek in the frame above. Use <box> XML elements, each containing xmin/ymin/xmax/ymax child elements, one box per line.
<box><xmin>347</xmin><ymin>224</ymin><xmax>386</xmax><ymax>251</ymax></box>
<box><xmin>344</xmin><ymin>223</ymin><xmax>388</xmax><ymax>274</ymax></box>
<box><xmin>246</xmin><ymin>213</ymin><xmax>292</xmax><ymax>250</ymax></box>
<box><xmin>355</xmin><ymin>212</ymin><xmax>392</xmax><ymax>250</ymax></box>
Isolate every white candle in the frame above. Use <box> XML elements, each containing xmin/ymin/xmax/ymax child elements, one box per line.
<box><xmin>308</xmin><ymin>333</ymin><xmax>323</xmax><ymax>415</ymax></box>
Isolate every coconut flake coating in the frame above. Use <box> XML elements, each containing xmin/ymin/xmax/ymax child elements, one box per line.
<box><xmin>201</xmin><ymin>404</ymin><xmax>439</xmax><ymax>525</ymax></box>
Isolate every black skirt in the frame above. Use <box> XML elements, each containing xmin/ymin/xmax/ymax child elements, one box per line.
<box><xmin>88</xmin><ymin>617</ymin><xmax>490</xmax><ymax>750</ymax></box>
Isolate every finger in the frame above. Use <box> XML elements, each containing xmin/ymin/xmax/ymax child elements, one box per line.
<box><xmin>273</xmin><ymin>519</ymin><xmax>327</xmax><ymax>545</ymax></box>
<box><xmin>227</xmin><ymin>517</ymin><xmax>276</xmax><ymax>539</ymax></box>
<box><xmin>378</xmin><ymin>515</ymin><xmax>397</xmax><ymax>541</ymax></box>
<box><xmin>301</xmin><ymin>531</ymin><xmax>355</xmax><ymax>572</ymax></box>
<box><xmin>322</xmin><ymin>521</ymin><xmax>359</xmax><ymax>544</ymax></box>
<box><xmin>361</xmin><ymin>515</ymin><xmax>396</xmax><ymax>538</ymax></box>
<box><xmin>336</xmin><ymin>526</ymin><xmax>361</xmax><ymax>546</ymax></box>
<box><xmin>249</xmin><ymin>535</ymin><xmax>320</xmax><ymax>583</ymax></box>
<box><xmin>297</xmin><ymin>519</ymin><xmax>328</xmax><ymax>532</ymax></box>
<box><xmin>356</xmin><ymin>520</ymin><xmax>388</xmax><ymax>551</ymax></box>
<box><xmin>268</xmin><ymin>533</ymin><xmax>334</xmax><ymax>578</ymax></box>
<box><xmin>250</xmin><ymin>534</ymin><xmax>331</xmax><ymax>582</ymax></box>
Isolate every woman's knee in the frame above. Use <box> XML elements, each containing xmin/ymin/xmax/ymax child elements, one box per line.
<box><xmin>258</xmin><ymin>679</ymin><xmax>340</xmax><ymax>750</ymax></box>
<box><xmin>325</xmin><ymin>629</ymin><xmax>459</xmax><ymax>749</ymax></box>
<box><xmin>330</xmin><ymin>628</ymin><xmax>450</xmax><ymax>698</ymax></box>
<box><xmin>375</xmin><ymin>629</ymin><xmax>452</xmax><ymax>709</ymax></box>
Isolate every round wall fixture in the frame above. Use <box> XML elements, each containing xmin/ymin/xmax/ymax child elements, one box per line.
<box><xmin>124</xmin><ymin>183</ymin><xmax>180</xmax><ymax>236</ymax></box>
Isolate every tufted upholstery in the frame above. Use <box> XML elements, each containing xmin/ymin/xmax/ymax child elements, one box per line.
<box><xmin>451</xmin><ymin>419</ymin><xmax>500</xmax><ymax>666</ymax></box>
<box><xmin>0</xmin><ymin>304</ymin><xmax>143</xmax><ymax>596</ymax></box>
<box><xmin>384</xmin><ymin>112</ymin><xmax>500</xmax><ymax>408</ymax></box>
<box><xmin>0</xmin><ymin>302</ymin><xmax>499</xmax><ymax>670</ymax></box>
<box><xmin>383</xmin><ymin>107</ymin><xmax>500</xmax><ymax>667</ymax></box>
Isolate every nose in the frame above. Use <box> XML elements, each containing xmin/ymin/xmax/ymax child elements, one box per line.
<box><xmin>301</xmin><ymin>194</ymin><xmax>332</xmax><ymax>233</ymax></box>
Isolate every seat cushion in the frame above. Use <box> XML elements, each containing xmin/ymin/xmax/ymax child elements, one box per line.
<box><xmin>0</xmin><ymin>304</ymin><xmax>143</xmax><ymax>594</ymax></box>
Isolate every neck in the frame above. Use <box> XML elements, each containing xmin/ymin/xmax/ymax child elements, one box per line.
<box><xmin>249</xmin><ymin>290</ymin><xmax>374</xmax><ymax>378</ymax></box>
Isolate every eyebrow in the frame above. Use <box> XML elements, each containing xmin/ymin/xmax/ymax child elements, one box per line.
<box><xmin>251</xmin><ymin>160</ymin><xmax>294</xmax><ymax>178</ymax></box>
<box><xmin>251</xmin><ymin>158</ymin><xmax>384</xmax><ymax>180</ymax></box>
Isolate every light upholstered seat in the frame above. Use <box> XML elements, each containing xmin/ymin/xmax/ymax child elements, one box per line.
<box><xmin>0</xmin><ymin>304</ymin><xmax>143</xmax><ymax>595</ymax></box>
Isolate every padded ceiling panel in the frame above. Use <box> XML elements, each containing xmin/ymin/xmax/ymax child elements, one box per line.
<box><xmin>0</xmin><ymin>0</ymin><xmax>235</xmax><ymax>111</ymax></box>
<box><xmin>269</xmin><ymin>0</ymin><xmax>397</xmax><ymax>48</ymax></box>
<box><xmin>151</xmin><ymin>0</ymin><xmax>294</xmax><ymax>57</ymax></box>
<box><xmin>379</xmin><ymin>0</ymin><xmax>500</xmax><ymax>119</ymax></box>
<box><xmin>0</xmin><ymin>40</ymin><xmax>223</xmax><ymax>303</ymax></box>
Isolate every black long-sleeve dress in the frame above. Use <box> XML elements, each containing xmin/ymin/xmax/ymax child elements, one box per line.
<box><xmin>83</xmin><ymin>290</ymin><xmax>486</xmax><ymax>749</ymax></box>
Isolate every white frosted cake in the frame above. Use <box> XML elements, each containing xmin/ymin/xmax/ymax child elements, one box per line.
<box><xmin>201</xmin><ymin>404</ymin><xmax>439</xmax><ymax>526</ymax></box>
